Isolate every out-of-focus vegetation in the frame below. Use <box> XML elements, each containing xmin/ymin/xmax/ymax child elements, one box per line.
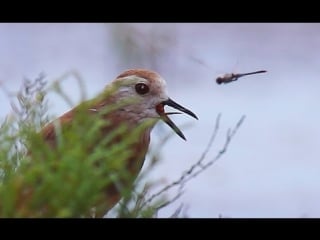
<box><xmin>0</xmin><ymin>75</ymin><xmax>170</xmax><ymax>217</ymax></box>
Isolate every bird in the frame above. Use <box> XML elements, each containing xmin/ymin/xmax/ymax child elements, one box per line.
<box><xmin>37</xmin><ymin>68</ymin><xmax>198</xmax><ymax>217</ymax></box>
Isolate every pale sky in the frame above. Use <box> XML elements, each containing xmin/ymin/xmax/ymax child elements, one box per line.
<box><xmin>0</xmin><ymin>23</ymin><xmax>319</xmax><ymax>217</ymax></box>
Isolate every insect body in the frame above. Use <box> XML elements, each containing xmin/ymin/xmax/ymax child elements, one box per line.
<box><xmin>216</xmin><ymin>70</ymin><xmax>267</xmax><ymax>84</ymax></box>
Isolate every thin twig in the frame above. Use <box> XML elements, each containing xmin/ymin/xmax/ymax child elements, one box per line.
<box><xmin>155</xmin><ymin>189</ymin><xmax>184</xmax><ymax>212</ymax></box>
<box><xmin>139</xmin><ymin>114</ymin><xmax>245</xmax><ymax>212</ymax></box>
<box><xmin>169</xmin><ymin>203</ymin><xmax>184</xmax><ymax>218</ymax></box>
<box><xmin>181</xmin><ymin>115</ymin><xmax>246</xmax><ymax>183</ymax></box>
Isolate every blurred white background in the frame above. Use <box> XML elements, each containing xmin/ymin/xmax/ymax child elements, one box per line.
<box><xmin>1</xmin><ymin>23</ymin><xmax>319</xmax><ymax>217</ymax></box>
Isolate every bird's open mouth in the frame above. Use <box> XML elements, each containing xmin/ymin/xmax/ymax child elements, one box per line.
<box><xmin>156</xmin><ymin>98</ymin><xmax>198</xmax><ymax>140</ymax></box>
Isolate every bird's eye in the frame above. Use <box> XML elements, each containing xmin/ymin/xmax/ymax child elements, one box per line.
<box><xmin>135</xmin><ymin>83</ymin><xmax>149</xmax><ymax>95</ymax></box>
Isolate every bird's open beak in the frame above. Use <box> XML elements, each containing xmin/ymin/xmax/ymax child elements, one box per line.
<box><xmin>156</xmin><ymin>98</ymin><xmax>198</xmax><ymax>140</ymax></box>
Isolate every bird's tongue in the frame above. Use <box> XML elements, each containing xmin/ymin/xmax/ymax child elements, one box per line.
<box><xmin>156</xmin><ymin>99</ymin><xmax>198</xmax><ymax>140</ymax></box>
<box><xmin>156</xmin><ymin>103</ymin><xmax>165</xmax><ymax>115</ymax></box>
<box><xmin>156</xmin><ymin>103</ymin><xmax>186</xmax><ymax>140</ymax></box>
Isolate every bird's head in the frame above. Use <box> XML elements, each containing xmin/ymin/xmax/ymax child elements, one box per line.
<box><xmin>108</xmin><ymin>69</ymin><xmax>198</xmax><ymax>140</ymax></box>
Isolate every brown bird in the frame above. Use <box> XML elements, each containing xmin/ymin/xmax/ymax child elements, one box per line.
<box><xmin>37</xmin><ymin>68</ymin><xmax>198</xmax><ymax>217</ymax></box>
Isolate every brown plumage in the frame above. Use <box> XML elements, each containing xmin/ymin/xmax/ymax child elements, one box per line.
<box><xmin>36</xmin><ymin>69</ymin><xmax>198</xmax><ymax>217</ymax></box>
